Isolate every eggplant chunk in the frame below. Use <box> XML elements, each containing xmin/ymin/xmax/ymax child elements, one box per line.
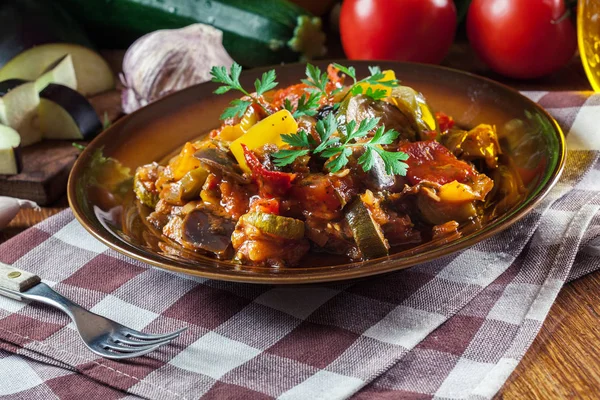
<box><xmin>343</xmin><ymin>94</ymin><xmax>418</xmax><ymax>142</ymax></box>
<box><xmin>38</xmin><ymin>83</ymin><xmax>102</xmax><ymax>140</ymax></box>
<box><xmin>0</xmin><ymin>43</ymin><xmax>114</xmax><ymax>96</ymax></box>
<box><xmin>0</xmin><ymin>80</ymin><xmax>41</xmax><ymax>146</ymax></box>
<box><xmin>194</xmin><ymin>146</ymin><xmax>250</xmax><ymax>184</ymax></box>
<box><xmin>346</xmin><ymin>198</ymin><xmax>390</xmax><ymax>259</ymax></box>
<box><xmin>0</xmin><ymin>123</ymin><xmax>21</xmax><ymax>175</ymax></box>
<box><xmin>181</xmin><ymin>209</ymin><xmax>235</xmax><ymax>255</ymax></box>
<box><xmin>35</xmin><ymin>54</ymin><xmax>77</xmax><ymax>92</ymax></box>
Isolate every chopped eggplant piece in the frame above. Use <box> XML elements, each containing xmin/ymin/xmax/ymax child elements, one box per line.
<box><xmin>0</xmin><ymin>80</ymin><xmax>41</xmax><ymax>146</ymax></box>
<box><xmin>345</xmin><ymin>197</ymin><xmax>390</xmax><ymax>259</ymax></box>
<box><xmin>35</xmin><ymin>54</ymin><xmax>77</xmax><ymax>92</ymax></box>
<box><xmin>193</xmin><ymin>146</ymin><xmax>250</xmax><ymax>184</ymax></box>
<box><xmin>182</xmin><ymin>209</ymin><xmax>235</xmax><ymax>255</ymax></box>
<box><xmin>38</xmin><ymin>83</ymin><xmax>102</xmax><ymax>140</ymax></box>
<box><xmin>240</xmin><ymin>212</ymin><xmax>304</xmax><ymax>240</ymax></box>
<box><xmin>0</xmin><ymin>123</ymin><xmax>21</xmax><ymax>175</ymax></box>
<box><xmin>0</xmin><ymin>43</ymin><xmax>114</xmax><ymax>96</ymax></box>
<box><xmin>343</xmin><ymin>94</ymin><xmax>418</xmax><ymax>141</ymax></box>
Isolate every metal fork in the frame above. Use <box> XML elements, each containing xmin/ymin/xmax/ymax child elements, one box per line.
<box><xmin>0</xmin><ymin>262</ymin><xmax>186</xmax><ymax>359</ymax></box>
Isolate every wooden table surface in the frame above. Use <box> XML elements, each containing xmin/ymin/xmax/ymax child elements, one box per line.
<box><xmin>1</xmin><ymin>43</ymin><xmax>598</xmax><ymax>398</ymax></box>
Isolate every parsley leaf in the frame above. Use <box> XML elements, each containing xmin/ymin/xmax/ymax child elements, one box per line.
<box><xmin>346</xmin><ymin>118</ymin><xmax>379</xmax><ymax>142</ymax></box>
<box><xmin>255</xmin><ymin>69</ymin><xmax>278</xmax><ymax>96</ymax></box>
<box><xmin>332</xmin><ymin>63</ymin><xmax>356</xmax><ymax>84</ymax></box>
<box><xmin>369</xmin><ymin>125</ymin><xmax>400</xmax><ymax>145</ymax></box>
<box><xmin>272</xmin><ymin>149</ymin><xmax>310</xmax><ymax>167</ymax></box>
<box><xmin>293</xmin><ymin>91</ymin><xmax>321</xmax><ymax>118</ymax></box>
<box><xmin>325</xmin><ymin>147</ymin><xmax>352</xmax><ymax>173</ymax></box>
<box><xmin>220</xmin><ymin>99</ymin><xmax>252</xmax><ymax>120</ymax></box>
<box><xmin>211</xmin><ymin>64</ymin><xmax>246</xmax><ymax>95</ymax></box>
<box><xmin>314</xmin><ymin>113</ymin><xmax>339</xmax><ymax>153</ymax></box>
<box><xmin>342</xmin><ymin>64</ymin><xmax>401</xmax><ymax>101</ymax></box>
<box><xmin>373</xmin><ymin>147</ymin><xmax>409</xmax><ymax>175</ymax></box>
<box><xmin>302</xmin><ymin>63</ymin><xmax>328</xmax><ymax>94</ymax></box>
<box><xmin>211</xmin><ymin>62</ymin><xmax>278</xmax><ymax>120</ymax></box>
<box><xmin>281</xmin><ymin>130</ymin><xmax>314</xmax><ymax>148</ymax></box>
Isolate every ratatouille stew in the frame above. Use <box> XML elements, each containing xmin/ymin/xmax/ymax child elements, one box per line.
<box><xmin>133</xmin><ymin>63</ymin><xmax>518</xmax><ymax>267</ymax></box>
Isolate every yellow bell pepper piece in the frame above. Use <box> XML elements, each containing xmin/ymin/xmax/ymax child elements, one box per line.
<box><xmin>438</xmin><ymin>181</ymin><xmax>478</xmax><ymax>203</ymax></box>
<box><xmin>230</xmin><ymin>109</ymin><xmax>298</xmax><ymax>173</ymax></box>
<box><xmin>170</xmin><ymin>142</ymin><xmax>203</xmax><ymax>180</ymax></box>
<box><xmin>219</xmin><ymin>124</ymin><xmax>245</xmax><ymax>141</ymax></box>
<box><xmin>219</xmin><ymin>106</ymin><xmax>260</xmax><ymax>142</ymax></box>
<box><xmin>239</xmin><ymin>105</ymin><xmax>259</xmax><ymax>132</ymax></box>
<box><xmin>356</xmin><ymin>70</ymin><xmax>397</xmax><ymax>97</ymax></box>
<box><xmin>418</xmin><ymin>101</ymin><xmax>437</xmax><ymax>132</ymax></box>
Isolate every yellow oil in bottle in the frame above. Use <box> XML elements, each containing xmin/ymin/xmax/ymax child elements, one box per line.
<box><xmin>578</xmin><ymin>0</ymin><xmax>600</xmax><ymax>91</ymax></box>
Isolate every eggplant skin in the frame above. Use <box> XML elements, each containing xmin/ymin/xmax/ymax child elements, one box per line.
<box><xmin>39</xmin><ymin>84</ymin><xmax>102</xmax><ymax>139</ymax></box>
<box><xmin>0</xmin><ymin>79</ymin><xmax>28</xmax><ymax>96</ymax></box>
<box><xmin>0</xmin><ymin>0</ymin><xmax>92</xmax><ymax>68</ymax></box>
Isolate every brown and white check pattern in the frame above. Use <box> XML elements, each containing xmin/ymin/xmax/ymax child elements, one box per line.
<box><xmin>0</xmin><ymin>91</ymin><xmax>599</xmax><ymax>400</ymax></box>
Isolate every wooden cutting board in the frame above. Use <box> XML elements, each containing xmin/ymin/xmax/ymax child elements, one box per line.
<box><xmin>0</xmin><ymin>90</ymin><xmax>122</xmax><ymax>206</ymax></box>
<box><xmin>0</xmin><ymin>140</ymin><xmax>81</xmax><ymax>205</ymax></box>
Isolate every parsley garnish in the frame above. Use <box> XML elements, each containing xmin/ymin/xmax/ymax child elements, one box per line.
<box><xmin>210</xmin><ymin>63</ymin><xmax>278</xmax><ymax>120</ymax></box>
<box><xmin>284</xmin><ymin>91</ymin><xmax>321</xmax><ymax>119</ymax></box>
<box><xmin>272</xmin><ymin>113</ymin><xmax>409</xmax><ymax>175</ymax></box>
<box><xmin>301</xmin><ymin>64</ymin><xmax>329</xmax><ymax>96</ymax></box>
<box><xmin>332</xmin><ymin>63</ymin><xmax>400</xmax><ymax>101</ymax></box>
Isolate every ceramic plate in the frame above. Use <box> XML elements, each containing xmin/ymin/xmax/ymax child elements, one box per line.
<box><xmin>68</xmin><ymin>61</ymin><xmax>565</xmax><ymax>284</ymax></box>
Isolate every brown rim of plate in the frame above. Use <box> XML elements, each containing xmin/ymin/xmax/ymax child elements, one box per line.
<box><xmin>68</xmin><ymin>60</ymin><xmax>566</xmax><ymax>284</ymax></box>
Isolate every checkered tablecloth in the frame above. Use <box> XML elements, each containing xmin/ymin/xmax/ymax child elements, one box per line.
<box><xmin>0</xmin><ymin>91</ymin><xmax>599</xmax><ymax>400</ymax></box>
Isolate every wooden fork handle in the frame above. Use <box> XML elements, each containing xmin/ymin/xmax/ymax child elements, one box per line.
<box><xmin>0</xmin><ymin>262</ymin><xmax>41</xmax><ymax>300</ymax></box>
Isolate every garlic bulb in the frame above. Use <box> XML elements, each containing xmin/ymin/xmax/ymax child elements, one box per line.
<box><xmin>120</xmin><ymin>24</ymin><xmax>235</xmax><ymax>114</ymax></box>
<box><xmin>0</xmin><ymin>197</ymin><xmax>39</xmax><ymax>230</ymax></box>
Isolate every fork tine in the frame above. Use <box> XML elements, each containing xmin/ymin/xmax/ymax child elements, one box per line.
<box><xmin>111</xmin><ymin>332</ymin><xmax>173</xmax><ymax>347</ymax></box>
<box><xmin>123</xmin><ymin>327</ymin><xmax>187</xmax><ymax>341</ymax></box>
<box><xmin>101</xmin><ymin>342</ymin><xmax>166</xmax><ymax>353</ymax></box>
<box><xmin>94</xmin><ymin>343</ymin><xmax>166</xmax><ymax>360</ymax></box>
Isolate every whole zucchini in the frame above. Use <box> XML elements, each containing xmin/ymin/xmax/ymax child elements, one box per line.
<box><xmin>53</xmin><ymin>0</ymin><xmax>326</xmax><ymax>67</ymax></box>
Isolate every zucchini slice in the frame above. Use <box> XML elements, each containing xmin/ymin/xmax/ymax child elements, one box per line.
<box><xmin>0</xmin><ymin>80</ymin><xmax>41</xmax><ymax>146</ymax></box>
<box><xmin>241</xmin><ymin>212</ymin><xmax>305</xmax><ymax>240</ymax></box>
<box><xmin>0</xmin><ymin>123</ymin><xmax>21</xmax><ymax>175</ymax></box>
<box><xmin>345</xmin><ymin>198</ymin><xmax>390</xmax><ymax>259</ymax></box>
<box><xmin>38</xmin><ymin>84</ymin><xmax>102</xmax><ymax>140</ymax></box>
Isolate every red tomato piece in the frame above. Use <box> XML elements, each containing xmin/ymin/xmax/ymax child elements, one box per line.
<box><xmin>435</xmin><ymin>112</ymin><xmax>454</xmax><ymax>132</ymax></box>
<box><xmin>399</xmin><ymin>140</ymin><xmax>477</xmax><ymax>186</ymax></box>
<box><xmin>241</xmin><ymin>144</ymin><xmax>296</xmax><ymax>198</ymax></box>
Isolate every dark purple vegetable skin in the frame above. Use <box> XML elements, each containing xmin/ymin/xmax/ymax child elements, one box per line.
<box><xmin>0</xmin><ymin>0</ymin><xmax>92</xmax><ymax>67</ymax></box>
<box><xmin>0</xmin><ymin>79</ymin><xmax>28</xmax><ymax>96</ymax></box>
<box><xmin>39</xmin><ymin>84</ymin><xmax>102</xmax><ymax>139</ymax></box>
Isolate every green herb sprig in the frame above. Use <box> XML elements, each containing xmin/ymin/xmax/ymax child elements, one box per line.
<box><xmin>332</xmin><ymin>63</ymin><xmax>400</xmax><ymax>101</ymax></box>
<box><xmin>272</xmin><ymin>113</ymin><xmax>409</xmax><ymax>175</ymax></box>
<box><xmin>210</xmin><ymin>63</ymin><xmax>278</xmax><ymax>120</ymax></box>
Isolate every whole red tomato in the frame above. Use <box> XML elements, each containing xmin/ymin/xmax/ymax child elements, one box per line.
<box><xmin>340</xmin><ymin>0</ymin><xmax>457</xmax><ymax>64</ymax></box>
<box><xmin>467</xmin><ymin>0</ymin><xmax>577</xmax><ymax>79</ymax></box>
